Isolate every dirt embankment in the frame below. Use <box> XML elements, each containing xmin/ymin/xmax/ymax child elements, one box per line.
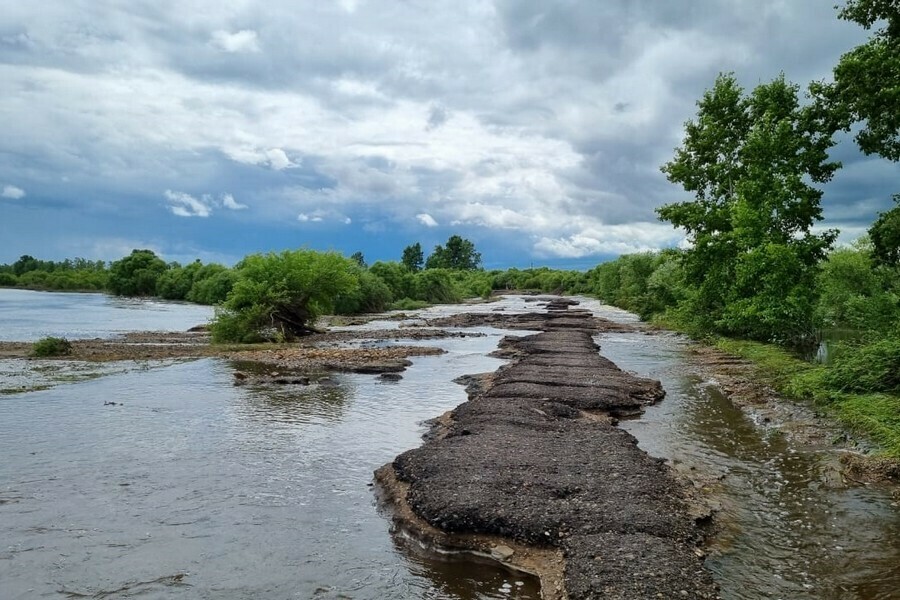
<box><xmin>376</xmin><ymin>299</ymin><xmax>719</xmax><ymax>599</ymax></box>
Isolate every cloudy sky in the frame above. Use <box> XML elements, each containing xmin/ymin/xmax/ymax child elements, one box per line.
<box><xmin>1</xmin><ymin>0</ymin><xmax>896</xmax><ymax>268</ymax></box>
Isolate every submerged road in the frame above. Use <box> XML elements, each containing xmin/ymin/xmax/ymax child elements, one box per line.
<box><xmin>377</xmin><ymin>299</ymin><xmax>719</xmax><ymax>599</ymax></box>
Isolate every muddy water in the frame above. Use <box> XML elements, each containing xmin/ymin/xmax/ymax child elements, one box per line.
<box><xmin>4</xmin><ymin>294</ymin><xmax>900</xmax><ymax>599</ymax></box>
<box><xmin>592</xmin><ymin>323</ymin><xmax>900</xmax><ymax>600</ymax></box>
<box><xmin>0</xmin><ymin>319</ymin><xmax>541</xmax><ymax>599</ymax></box>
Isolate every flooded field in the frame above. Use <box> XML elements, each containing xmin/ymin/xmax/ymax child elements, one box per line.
<box><xmin>1</xmin><ymin>292</ymin><xmax>899</xmax><ymax>599</ymax></box>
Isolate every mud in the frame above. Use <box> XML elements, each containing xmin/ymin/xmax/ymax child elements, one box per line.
<box><xmin>377</xmin><ymin>300</ymin><xmax>719</xmax><ymax>599</ymax></box>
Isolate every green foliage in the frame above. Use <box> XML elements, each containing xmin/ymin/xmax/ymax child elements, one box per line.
<box><xmin>425</xmin><ymin>235</ymin><xmax>482</xmax><ymax>270</ymax></box>
<box><xmin>452</xmin><ymin>270</ymin><xmax>493</xmax><ymax>299</ymax></box>
<box><xmin>108</xmin><ymin>250</ymin><xmax>168</xmax><ymax>296</ymax></box>
<box><xmin>658</xmin><ymin>74</ymin><xmax>838</xmax><ymax>343</ymax></box>
<box><xmin>156</xmin><ymin>261</ymin><xmax>202</xmax><ymax>300</ymax></box>
<box><xmin>186</xmin><ymin>266</ymin><xmax>236</xmax><ymax>304</ymax></box>
<box><xmin>210</xmin><ymin>250</ymin><xmax>358</xmax><ymax>343</ymax></box>
<box><xmin>401</xmin><ymin>242</ymin><xmax>424</xmax><ymax>272</ymax></box>
<box><xmin>824</xmin><ymin>337</ymin><xmax>900</xmax><ymax>393</ymax></box>
<box><xmin>0</xmin><ymin>256</ymin><xmax>108</xmax><ymax>291</ymax></box>
<box><xmin>31</xmin><ymin>336</ymin><xmax>73</xmax><ymax>357</ymax></box>
<box><xmin>869</xmin><ymin>196</ymin><xmax>900</xmax><ymax>267</ymax></box>
<box><xmin>412</xmin><ymin>269</ymin><xmax>462</xmax><ymax>304</ymax></box>
<box><xmin>585</xmin><ymin>252</ymin><xmax>685</xmax><ymax>320</ymax></box>
<box><xmin>369</xmin><ymin>261</ymin><xmax>415</xmax><ymax>300</ymax></box>
<box><xmin>334</xmin><ymin>269</ymin><xmax>393</xmax><ymax>314</ymax></box>
<box><xmin>716</xmin><ymin>337</ymin><xmax>900</xmax><ymax>457</ymax></box>
<box><xmin>388</xmin><ymin>298</ymin><xmax>431</xmax><ymax>311</ymax></box>
<box><xmin>815</xmin><ymin>245</ymin><xmax>899</xmax><ymax>330</ymax></box>
<box><xmin>813</xmin><ymin>0</ymin><xmax>900</xmax><ymax>161</ymax></box>
<box><xmin>350</xmin><ymin>251</ymin><xmax>367</xmax><ymax>268</ymax></box>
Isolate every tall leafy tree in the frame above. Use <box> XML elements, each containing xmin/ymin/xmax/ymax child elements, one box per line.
<box><xmin>401</xmin><ymin>242</ymin><xmax>424</xmax><ymax>272</ymax></box>
<box><xmin>350</xmin><ymin>251</ymin><xmax>367</xmax><ymax>268</ymax></box>
<box><xmin>813</xmin><ymin>0</ymin><xmax>900</xmax><ymax>161</ymax></box>
<box><xmin>659</xmin><ymin>74</ymin><xmax>839</xmax><ymax>342</ymax></box>
<box><xmin>869</xmin><ymin>196</ymin><xmax>900</xmax><ymax>266</ymax></box>
<box><xmin>108</xmin><ymin>249</ymin><xmax>168</xmax><ymax>296</ymax></box>
<box><xmin>425</xmin><ymin>235</ymin><xmax>482</xmax><ymax>270</ymax></box>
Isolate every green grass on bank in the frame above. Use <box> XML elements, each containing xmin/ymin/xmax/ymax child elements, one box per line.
<box><xmin>713</xmin><ymin>338</ymin><xmax>900</xmax><ymax>458</ymax></box>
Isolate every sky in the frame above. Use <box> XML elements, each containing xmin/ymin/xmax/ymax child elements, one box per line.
<box><xmin>1</xmin><ymin>0</ymin><xmax>897</xmax><ymax>269</ymax></box>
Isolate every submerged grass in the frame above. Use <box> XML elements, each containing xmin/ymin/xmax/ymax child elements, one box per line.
<box><xmin>713</xmin><ymin>338</ymin><xmax>900</xmax><ymax>458</ymax></box>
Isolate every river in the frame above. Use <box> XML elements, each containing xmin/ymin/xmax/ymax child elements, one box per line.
<box><xmin>1</xmin><ymin>291</ymin><xmax>899</xmax><ymax>599</ymax></box>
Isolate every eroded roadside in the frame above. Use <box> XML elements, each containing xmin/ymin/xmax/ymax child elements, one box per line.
<box><xmin>375</xmin><ymin>299</ymin><xmax>720</xmax><ymax>599</ymax></box>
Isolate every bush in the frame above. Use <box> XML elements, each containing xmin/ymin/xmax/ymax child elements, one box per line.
<box><xmin>187</xmin><ymin>268</ymin><xmax>236</xmax><ymax>305</ymax></box>
<box><xmin>824</xmin><ymin>337</ymin><xmax>900</xmax><ymax>393</ymax></box>
<box><xmin>0</xmin><ymin>272</ymin><xmax>18</xmax><ymax>286</ymax></box>
<box><xmin>334</xmin><ymin>270</ymin><xmax>393</xmax><ymax>314</ymax></box>
<box><xmin>412</xmin><ymin>269</ymin><xmax>461</xmax><ymax>304</ymax></box>
<box><xmin>210</xmin><ymin>250</ymin><xmax>358</xmax><ymax>343</ymax></box>
<box><xmin>32</xmin><ymin>336</ymin><xmax>73</xmax><ymax>357</ymax></box>
<box><xmin>388</xmin><ymin>298</ymin><xmax>431</xmax><ymax>311</ymax></box>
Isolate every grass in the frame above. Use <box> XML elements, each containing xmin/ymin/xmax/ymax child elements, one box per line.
<box><xmin>713</xmin><ymin>337</ymin><xmax>900</xmax><ymax>458</ymax></box>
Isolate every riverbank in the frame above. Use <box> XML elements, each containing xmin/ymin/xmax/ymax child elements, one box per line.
<box><xmin>683</xmin><ymin>338</ymin><xmax>900</xmax><ymax>480</ymax></box>
<box><xmin>376</xmin><ymin>299</ymin><xmax>719</xmax><ymax>599</ymax></box>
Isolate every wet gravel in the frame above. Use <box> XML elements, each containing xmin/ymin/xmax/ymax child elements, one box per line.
<box><xmin>381</xmin><ymin>299</ymin><xmax>719</xmax><ymax>598</ymax></box>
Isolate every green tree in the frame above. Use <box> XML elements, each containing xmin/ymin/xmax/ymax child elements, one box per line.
<box><xmin>156</xmin><ymin>260</ymin><xmax>202</xmax><ymax>300</ymax></box>
<box><xmin>659</xmin><ymin>74</ymin><xmax>838</xmax><ymax>342</ymax></box>
<box><xmin>369</xmin><ymin>261</ymin><xmax>415</xmax><ymax>300</ymax></box>
<box><xmin>108</xmin><ymin>250</ymin><xmax>168</xmax><ymax>296</ymax></box>
<box><xmin>425</xmin><ymin>235</ymin><xmax>482</xmax><ymax>270</ymax></box>
<box><xmin>11</xmin><ymin>255</ymin><xmax>41</xmax><ymax>276</ymax></box>
<box><xmin>401</xmin><ymin>242</ymin><xmax>424</xmax><ymax>272</ymax></box>
<box><xmin>210</xmin><ymin>250</ymin><xmax>358</xmax><ymax>342</ymax></box>
<box><xmin>813</xmin><ymin>0</ymin><xmax>900</xmax><ymax>161</ymax></box>
<box><xmin>869</xmin><ymin>196</ymin><xmax>900</xmax><ymax>267</ymax></box>
<box><xmin>350</xmin><ymin>251</ymin><xmax>367</xmax><ymax>268</ymax></box>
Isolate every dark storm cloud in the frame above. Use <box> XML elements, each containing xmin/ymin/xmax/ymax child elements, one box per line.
<box><xmin>0</xmin><ymin>0</ymin><xmax>894</xmax><ymax>263</ymax></box>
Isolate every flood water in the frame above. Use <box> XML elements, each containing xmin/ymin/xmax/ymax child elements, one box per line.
<box><xmin>0</xmin><ymin>288</ymin><xmax>214</xmax><ymax>341</ymax></box>
<box><xmin>2</xmin><ymin>292</ymin><xmax>899</xmax><ymax>599</ymax></box>
<box><xmin>586</xmin><ymin>303</ymin><xmax>900</xmax><ymax>600</ymax></box>
<box><xmin>0</xmin><ymin>294</ymin><xmax>543</xmax><ymax>599</ymax></box>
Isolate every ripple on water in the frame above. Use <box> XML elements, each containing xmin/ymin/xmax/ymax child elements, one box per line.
<box><xmin>0</xmin><ymin>302</ymin><xmax>543</xmax><ymax>599</ymax></box>
<box><xmin>598</xmin><ymin>326</ymin><xmax>900</xmax><ymax>600</ymax></box>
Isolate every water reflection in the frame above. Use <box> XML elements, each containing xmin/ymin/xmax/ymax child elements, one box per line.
<box><xmin>597</xmin><ymin>327</ymin><xmax>900</xmax><ymax>600</ymax></box>
<box><xmin>389</xmin><ymin>530</ymin><xmax>542</xmax><ymax>599</ymax></box>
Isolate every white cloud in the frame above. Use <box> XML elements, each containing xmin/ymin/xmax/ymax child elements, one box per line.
<box><xmin>0</xmin><ymin>1</ymin><xmax>880</xmax><ymax>263</ymax></box>
<box><xmin>164</xmin><ymin>190</ymin><xmax>212</xmax><ymax>217</ymax></box>
<box><xmin>222</xmin><ymin>193</ymin><xmax>247</xmax><ymax>210</ymax></box>
<box><xmin>534</xmin><ymin>223</ymin><xmax>685</xmax><ymax>258</ymax></box>
<box><xmin>265</xmin><ymin>148</ymin><xmax>295</xmax><ymax>170</ymax></box>
<box><xmin>416</xmin><ymin>213</ymin><xmax>438</xmax><ymax>227</ymax></box>
<box><xmin>1</xmin><ymin>185</ymin><xmax>25</xmax><ymax>199</ymax></box>
<box><xmin>210</xmin><ymin>30</ymin><xmax>260</xmax><ymax>54</ymax></box>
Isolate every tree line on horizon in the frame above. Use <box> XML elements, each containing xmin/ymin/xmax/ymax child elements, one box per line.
<box><xmin>0</xmin><ymin>235</ymin><xmax>594</xmax><ymax>339</ymax></box>
<box><xmin>1</xmin><ymin>1</ymin><xmax>897</xmax><ymax>424</ymax></box>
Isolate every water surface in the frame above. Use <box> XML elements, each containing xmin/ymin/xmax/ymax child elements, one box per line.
<box><xmin>0</xmin><ymin>288</ymin><xmax>213</xmax><ymax>341</ymax></box>
<box><xmin>0</xmin><ymin>298</ymin><xmax>543</xmax><ymax>599</ymax></box>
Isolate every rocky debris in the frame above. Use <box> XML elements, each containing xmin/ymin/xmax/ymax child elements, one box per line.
<box><xmin>486</xmin><ymin>331</ymin><xmax>664</xmax><ymax>416</ymax></box>
<box><xmin>379</xmin><ymin>372</ymin><xmax>403</xmax><ymax>382</ymax></box>
<box><xmin>415</xmin><ymin>310</ymin><xmax>640</xmax><ymax>333</ymax></box>
<box><xmin>378</xmin><ymin>302</ymin><xmax>719</xmax><ymax>599</ymax></box>
<box><xmin>231</xmin><ymin>346</ymin><xmax>444</xmax><ymax>375</ymax></box>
